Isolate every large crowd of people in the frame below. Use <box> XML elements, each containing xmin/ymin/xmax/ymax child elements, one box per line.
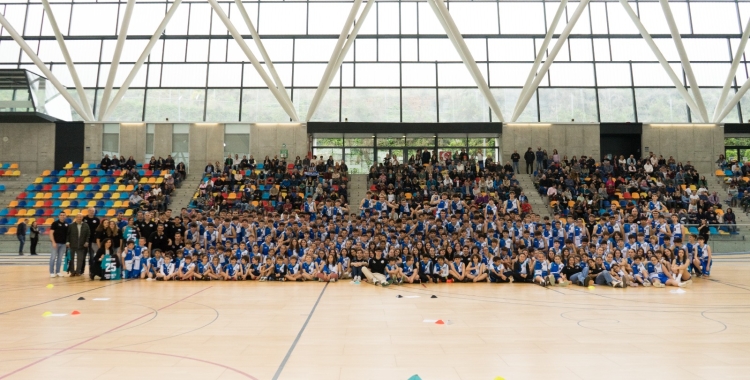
<box><xmin>47</xmin><ymin>149</ymin><xmax>715</xmax><ymax>290</ymax></box>
<box><xmin>99</xmin><ymin>154</ymin><xmax>185</xmax><ymax>213</ymax></box>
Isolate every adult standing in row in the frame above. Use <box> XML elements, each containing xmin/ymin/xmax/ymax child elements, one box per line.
<box><xmin>524</xmin><ymin>147</ymin><xmax>535</xmax><ymax>174</ymax></box>
<box><xmin>67</xmin><ymin>214</ymin><xmax>90</xmax><ymax>277</ymax></box>
<box><xmin>16</xmin><ymin>219</ymin><xmax>26</xmax><ymax>255</ymax></box>
<box><xmin>510</xmin><ymin>150</ymin><xmax>521</xmax><ymax>174</ymax></box>
<box><xmin>29</xmin><ymin>221</ymin><xmax>39</xmax><ymax>255</ymax></box>
<box><xmin>83</xmin><ymin>208</ymin><xmax>100</xmax><ymax>273</ymax></box>
<box><xmin>49</xmin><ymin>213</ymin><xmax>68</xmax><ymax>278</ymax></box>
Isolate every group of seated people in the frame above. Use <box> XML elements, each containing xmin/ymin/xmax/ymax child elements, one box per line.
<box><xmin>719</xmin><ymin>155</ymin><xmax>750</xmax><ymax>213</ymax></box>
<box><xmin>194</xmin><ymin>154</ymin><xmax>349</xmax><ymax>213</ymax></box>
<box><xmin>533</xmin><ymin>152</ymin><xmax>735</xmax><ymax>227</ymax></box>
<box><xmin>78</xmin><ymin>151</ymin><xmax>712</xmax><ymax>289</ymax></box>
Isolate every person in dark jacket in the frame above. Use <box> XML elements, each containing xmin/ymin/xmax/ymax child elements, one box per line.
<box><xmin>523</xmin><ymin>148</ymin><xmax>535</xmax><ymax>174</ymax></box>
<box><xmin>16</xmin><ymin>219</ymin><xmax>26</xmax><ymax>255</ymax></box>
<box><xmin>535</xmin><ymin>147</ymin><xmax>544</xmax><ymax>172</ymax></box>
<box><xmin>511</xmin><ymin>150</ymin><xmax>521</xmax><ymax>174</ymax></box>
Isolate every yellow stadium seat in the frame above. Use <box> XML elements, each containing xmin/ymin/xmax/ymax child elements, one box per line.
<box><xmin>11</xmin><ymin>170</ymin><xmax>20</xmax><ymax>176</ymax></box>
<box><xmin>60</xmin><ymin>201</ymin><xmax>70</xmax><ymax>208</ymax></box>
<box><xmin>93</xmin><ymin>193</ymin><xmax>103</xmax><ymax>200</ymax></box>
<box><xmin>111</xmin><ymin>193</ymin><xmax>121</xmax><ymax>200</ymax></box>
<box><xmin>9</xmin><ymin>163</ymin><xmax>18</xmax><ymax>169</ymax></box>
<box><xmin>228</xmin><ymin>193</ymin><xmax>237</xmax><ymax>200</ymax></box>
<box><xmin>80</xmin><ymin>163</ymin><xmax>89</xmax><ymax>169</ymax></box>
<box><xmin>63</xmin><ymin>163</ymin><xmax>73</xmax><ymax>169</ymax></box>
<box><xmin>44</xmin><ymin>218</ymin><xmax>54</xmax><ymax>225</ymax></box>
<box><xmin>75</xmin><ymin>185</ymin><xmax>85</xmax><ymax>192</ymax></box>
<box><xmin>34</xmin><ymin>177</ymin><xmax>43</xmax><ymax>184</ymax></box>
<box><xmin>113</xmin><ymin>201</ymin><xmax>123</xmax><ymax>208</ymax></box>
<box><xmin>139</xmin><ymin>178</ymin><xmax>147</xmax><ymax>184</ymax></box>
<box><xmin>69</xmin><ymin>209</ymin><xmax>79</xmax><ymax>216</ymax></box>
<box><xmin>81</xmin><ymin>170</ymin><xmax>90</xmax><ymax>177</ymax></box>
<box><xmin>715</xmin><ymin>169</ymin><xmax>725</xmax><ymax>177</ymax></box>
<box><xmin>156</xmin><ymin>177</ymin><xmax>163</xmax><ymax>184</ymax></box>
<box><xmin>690</xmin><ymin>185</ymin><xmax>697</xmax><ymax>191</ymax></box>
<box><xmin>34</xmin><ymin>193</ymin><xmax>44</xmax><ymax>199</ymax></box>
<box><xmin>124</xmin><ymin>209</ymin><xmax>133</xmax><ymax>216</ymax></box>
<box><xmin>68</xmin><ymin>193</ymin><xmax>78</xmax><ymax>200</ymax></box>
<box><xmin>80</xmin><ymin>209</ymin><xmax>89</xmax><ymax>217</ymax></box>
<box><xmin>8</xmin><ymin>200</ymin><xmax>18</xmax><ymax>208</ymax></box>
<box><xmin>43</xmin><ymin>193</ymin><xmax>52</xmax><ymax>199</ymax></box>
<box><xmin>86</xmin><ymin>201</ymin><xmax>97</xmax><ymax>208</ymax></box>
<box><xmin>83</xmin><ymin>177</ymin><xmax>91</xmax><ymax>184</ymax></box>
<box><xmin>116</xmin><ymin>185</ymin><xmax>126</xmax><ymax>192</ymax></box>
<box><xmin>100</xmin><ymin>184</ymin><xmax>110</xmax><ymax>191</ymax></box>
<box><xmin>57</xmin><ymin>178</ymin><xmax>66</xmax><ymax>184</ymax></box>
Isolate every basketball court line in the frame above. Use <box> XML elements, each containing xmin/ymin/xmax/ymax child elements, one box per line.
<box><xmin>272</xmin><ymin>283</ymin><xmax>328</xmax><ymax>380</ymax></box>
<box><xmin>0</xmin><ymin>279</ymin><xmax>131</xmax><ymax>315</ymax></box>
<box><xmin>0</xmin><ymin>286</ymin><xmax>211</xmax><ymax>379</ymax></box>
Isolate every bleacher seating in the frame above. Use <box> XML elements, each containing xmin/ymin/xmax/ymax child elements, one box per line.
<box><xmin>0</xmin><ymin>163</ymin><xmax>21</xmax><ymax>177</ymax></box>
<box><xmin>0</xmin><ymin>162</ymin><xmax>172</xmax><ymax>234</ymax></box>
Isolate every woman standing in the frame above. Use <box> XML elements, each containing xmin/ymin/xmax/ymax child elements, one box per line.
<box><xmin>29</xmin><ymin>221</ymin><xmax>39</xmax><ymax>255</ymax></box>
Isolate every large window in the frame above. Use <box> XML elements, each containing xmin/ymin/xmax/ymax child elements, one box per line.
<box><xmin>224</xmin><ymin>124</ymin><xmax>250</xmax><ymax>157</ymax></box>
<box><xmin>313</xmin><ymin>133</ymin><xmax>499</xmax><ymax>174</ymax></box>
<box><xmin>3</xmin><ymin>0</ymin><xmax>749</xmax><ymax>123</ymax></box>
<box><xmin>102</xmin><ymin>123</ymin><xmax>120</xmax><ymax>159</ymax></box>
<box><xmin>172</xmin><ymin>123</ymin><xmax>190</xmax><ymax>171</ymax></box>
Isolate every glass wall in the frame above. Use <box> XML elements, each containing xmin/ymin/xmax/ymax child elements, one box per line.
<box><xmin>171</xmin><ymin>123</ymin><xmax>190</xmax><ymax>171</ymax></box>
<box><xmin>313</xmin><ymin>133</ymin><xmax>499</xmax><ymax>174</ymax></box>
<box><xmin>102</xmin><ymin>123</ymin><xmax>120</xmax><ymax>159</ymax></box>
<box><xmin>145</xmin><ymin>123</ymin><xmax>155</xmax><ymax>162</ymax></box>
<box><xmin>2</xmin><ymin>0</ymin><xmax>750</xmax><ymax>123</ymax></box>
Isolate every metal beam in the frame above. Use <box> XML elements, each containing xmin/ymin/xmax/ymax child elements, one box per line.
<box><xmin>0</xmin><ymin>13</ymin><xmax>91</xmax><ymax>121</ymax></box>
<box><xmin>207</xmin><ymin>0</ymin><xmax>298</xmax><ymax>121</ymax></box>
<box><xmin>659</xmin><ymin>0</ymin><xmax>708</xmax><ymax>122</ymax></box>
<box><xmin>512</xmin><ymin>0</ymin><xmax>590</xmax><ymax>122</ymax></box>
<box><xmin>233</xmin><ymin>0</ymin><xmax>295</xmax><ymax>119</ymax></box>
<box><xmin>716</xmin><ymin>79</ymin><xmax>750</xmax><ymax>122</ymax></box>
<box><xmin>713</xmin><ymin>17</ymin><xmax>750</xmax><ymax>122</ymax></box>
<box><xmin>98</xmin><ymin>0</ymin><xmax>135</xmax><ymax>121</ymax></box>
<box><xmin>427</xmin><ymin>0</ymin><xmax>504</xmax><ymax>122</ymax></box>
<box><xmin>40</xmin><ymin>0</ymin><xmax>94</xmax><ymax>121</ymax></box>
<box><xmin>515</xmin><ymin>0</ymin><xmax>568</xmax><ymax>115</ymax></box>
<box><xmin>618</xmin><ymin>0</ymin><xmax>704</xmax><ymax>122</ymax></box>
<box><xmin>102</xmin><ymin>0</ymin><xmax>182</xmax><ymax>122</ymax></box>
<box><xmin>306</xmin><ymin>0</ymin><xmax>364</xmax><ymax>121</ymax></box>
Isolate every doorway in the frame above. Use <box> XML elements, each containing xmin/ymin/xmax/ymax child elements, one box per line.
<box><xmin>600</xmin><ymin>134</ymin><xmax>641</xmax><ymax>161</ymax></box>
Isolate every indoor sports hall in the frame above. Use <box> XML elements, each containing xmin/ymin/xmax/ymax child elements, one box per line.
<box><xmin>1</xmin><ymin>0</ymin><xmax>750</xmax><ymax>379</ymax></box>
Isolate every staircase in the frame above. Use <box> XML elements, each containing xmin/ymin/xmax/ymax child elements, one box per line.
<box><xmin>0</xmin><ymin>251</ymin><xmax>48</xmax><ymax>265</ymax></box>
<box><xmin>701</xmin><ymin>172</ymin><xmax>748</xmax><ymax>253</ymax></box>
<box><xmin>516</xmin><ymin>173</ymin><xmax>549</xmax><ymax>216</ymax></box>
<box><xmin>349</xmin><ymin>174</ymin><xmax>368</xmax><ymax>212</ymax></box>
<box><xmin>171</xmin><ymin>175</ymin><xmax>204</xmax><ymax>210</ymax></box>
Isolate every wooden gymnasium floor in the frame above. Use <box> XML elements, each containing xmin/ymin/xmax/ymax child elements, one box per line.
<box><xmin>1</xmin><ymin>256</ymin><xmax>750</xmax><ymax>380</ymax></box>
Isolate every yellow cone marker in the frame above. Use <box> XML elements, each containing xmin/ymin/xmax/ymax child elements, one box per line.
<box><xmin>46</xmin><ymin>284</ymin><xmax>54</xmax><ymax>289</ymax></box>
<box><xmin>494</xmin><ymin>377</ymin><xmax>506</xmax><ymax>380</ymax></box>
<box><xmin>588</xmin><ymin>286</ymin><xmax>595</xmax><ymax>290</ymax></box>
<box><xmin>42</xmin><ymin>311</ymin><xmax>52</xmax><ymax>317</ymax></box>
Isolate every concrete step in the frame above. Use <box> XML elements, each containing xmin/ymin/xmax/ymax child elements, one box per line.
<box><xmin>0</xmin><ymin>252</ymin><xmax>48</xmax><ymax>265</ymax></box>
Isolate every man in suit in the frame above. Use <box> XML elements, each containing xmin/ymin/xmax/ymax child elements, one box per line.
<box><xmin>67</xmin><ymin>213</ymin><xmax>91</xmax><ymax>277</ymax></box>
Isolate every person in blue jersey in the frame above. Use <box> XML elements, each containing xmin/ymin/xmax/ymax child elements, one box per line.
<box><xmin>121</xmin><ymin>240</ymin><xmax>138</xmax><ymax>279</ymax></box>
<box><xmin>285</xmin><ymin>255</ymin><xmax>302</xmax><ymax>282</ymax></box>
<box><xmin>259</xmin><ymin>256</ymin><xmax>274</xmax><ymax>281</ymax></box>
<box><xmin>549</xmin><ymin>255</ymin><xmax>568</xmax><ymax>286</ymax></box>
<box><xmin>630</xmin><ymin>256</ymin><xmax>651</xmax><ymax>286</ymax></box>
<box><xmin>694</xmin><ymin>235</ymin><xmax>712</xmax><ymax>277</ymax></box>
<box><xmin>532</xmin><ymin>252</ymin><xmax>552</xmax><ymax>287</ymax></box>
<box><xmin>246</xmin><ymin>256</ymin><xmax>262</xmax><ymax>281</ymax></box>
<box><xmin>646</xmin><ymin>255</ymin><xmax>672</xmax><ymax>288</ymax></box>
<box><xmin>448</xmin><ymin>255</ymin><xmax>466</xmax><ymax>283</ymax></box>
<box><xmin>673</xmin><ymin>248</ymin><xmax>692</xmax><ymax>284</ymax></box>
<box><xmin>207</xmin><ymin>255</ymin><xmax>223</xmax><ymax>281</ymax></box>
<box><xmin>401</xmin><ymin>255</ymin><xmax>419</xmax><ymax>284</ymax></box>
<box><xmin>301</xmin><ymin>254</ymin><xmax>318</xmax><ymax>281</ymax></box>
<box><xmin>156</xmin><ymin>254</ymin><xmax>177</xmax><ymax>281</ymax></box>
<box><xmin>221</xmin><ymin>256</ymin><xmax>240</xmax><ymax>281</ymax></box>
<box><xmin>488</xmin><ymin>256</ymin><xmax>511</xmax><ymax>283</ymax></box>
<box><xmin>384</xmin><ymin>257</ymin><xmax>401</xmax><ymax>285</ymax></box>
<box><xmin>465</xmin><ymin>254</ymin><xmax>488</xmax><ymax>283</ymax></box>
<box><xmin>194</xmin><ymin>254</ymin><xmax>210</xmax><ymax>281</ymax></box>
<box><xmin>178</xmin><ymin>255</ymin><xmax>196</xmax><ymax>281</ymax></box>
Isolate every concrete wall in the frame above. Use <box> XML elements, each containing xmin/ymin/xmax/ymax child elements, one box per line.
<box><xmin>250</xmin><ymin>123</ymin><xmax>308</xmax><ymax>161</ymax></box>
<box><xmin>189</xmin><ymin>123</ymin><xmax>225</xmax><ymax>171</ymax></box>
<box><xmin>119</xmin><ymin>123</ymin><xmax>146</xmax><ymax>161</ymax></box>
<box><xmin>502</xmin><ymin>123</ymin><xmax>601</xmax><ymax>164</ymax></box>
<box><xmin>0</xmin><ymin>123</ymin><xmax>55</xmax><ymax>173</ymax></box>
<box><xmin>83</xmin><ymin>123</ymin><xmax>103</xmax><ymax>163</ymax></box>
<box><xmin>642</xmin><ymin>124</ymin><xmax>724</xmax><ymax>174</ymax></box>
<box><xmin>153</xmin><ymin>123</ymin><xmax>173</xmax><ymax>158</ymax></box>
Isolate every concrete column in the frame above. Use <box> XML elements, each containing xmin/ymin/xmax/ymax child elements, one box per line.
<box><xmin>0</xmin><ymin>123</ymin><xmax>55</xmax><ymax>173</ymax></box>
<box><xmin>118</xmin><ymin>123</ymin><xmax>146</xmax><ymax>161</ymax></box>
<box><xmin>189</xmin><ymin>123</ymin><xmax>224</xmax><ymax>171</ymax></box>
<box><xmin>153</xmin><ymin>123</ymin><xmax>173</xmax><ymax>158</ymax></box>
<box><xmin>84</xmin><ymin>123</ymin><xmax>103</xmax><ymax>164</ymax></box>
